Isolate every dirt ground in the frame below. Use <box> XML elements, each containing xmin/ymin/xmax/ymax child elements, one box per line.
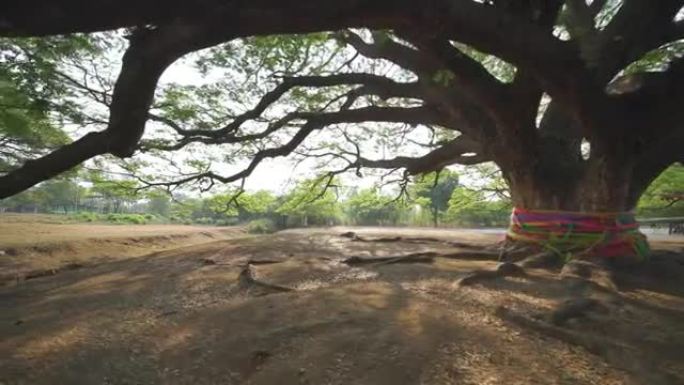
<box><xmin>1</xmin><ymin>225</ymin><xmax>684</xmax><ymax>385</ymax></box>
<box><xmin>0</xmin><ymin>214</ymin><xmax>247</xmax><ymax>285</ymax></box>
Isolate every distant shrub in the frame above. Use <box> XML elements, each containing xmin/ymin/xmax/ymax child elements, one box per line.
<box><xmin>104</xmin><ymin>213</ymin><xmax>148</xmax><ymax>224</ymax></box>
<box><xmin>246</xmin><ymin>219</ymin><xmax>276</xmax><ymax>234</ymax></box>
<box><xmin>215</xmin><ymin>218</ymin><xmax>240</xmax><ymax>226</ymax></box>
<box><xmin>68</xmin><ymin>212</ymin><xmax>157</xmax><ymax>225</ymax></box>
<box><xmin>73</xmin><ymin>212</ymin><xmax>100</xmax><ymax>222</ymax></box>
<box><xmin>195</xmin><ymin>217</ymin><xmax>215</xmax><ymax>225</ymax></box>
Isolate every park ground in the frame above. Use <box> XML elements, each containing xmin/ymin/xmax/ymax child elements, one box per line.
<box><xmin>1</xmin><ymin>215</ymin><xmax>684</xmax><ymax>384</ymax></box>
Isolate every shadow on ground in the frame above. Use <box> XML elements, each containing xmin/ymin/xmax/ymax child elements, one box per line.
<box><xmin>1</xmin><ymin>229</ymin><xmax>683</xmax><ymax>385</ymax></box>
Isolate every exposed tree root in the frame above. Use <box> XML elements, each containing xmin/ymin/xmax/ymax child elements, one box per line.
<box><xmin>237</xmin><ymin>264</ymin><xmax>294</xmax><ymax>295</ymax></box>
<box><xmin>342</xmin><ymin>249</ymin><xmax>504</xmax><ymax>266</ymax></box>
<box><xmin>340</xmin><ymin>231</ymin><xmax>485</xmax><ymax>248</ymax></box>
<box><xmin>447</xmin><ymin>240</ymin><xmax>481</xmax><ymax>248</ymax></box>
<box><xmin>496</xmin><ymin>245</ymin><xmax>538</xmax><ymax>262</ymax></box>
<box><xmin>548</xmin><ymin>297</ymin><xmax>607</xmax><ymax>326</ymax></box>
<box><xmin>439</xmin><ymin>250</ymin><xmax>502</xmax><ymax>261</ymax></box>
<box><xmin>496</xmin><ymin>306</ymin><xmax>676</xmax><ymax>385</ymax></box>
<box><xmin>342</xmin><ymin>252</ymin><xmax>437</xmax><ymax>266</ymax></box>
<box><xmin>457</xmin><ymin>262</ymin><xmax>526</xmax><ymax>287</ymax></box>
<box><xmin>560</xmin><ymin>259</ymin><xmax>618</xmax><ymax>292</ymax></box>
<box><xmin>518</xmin><ymin>251</ymin><xmax>562</xmax><ymax>269</ymax></box>
<box><xmin>340</xmin><ymin>231</ymin><xmax>401</xmax><ymax>242</ymax></box>
<box><xmin>339</xmin><ymin>231</ymin><xmax>358</xmax><ymax>239</ymax></box>
<box><xmin>496</xmin><ymin>306</ymin><xmax>622</xmax><ymax>356</ymax></box>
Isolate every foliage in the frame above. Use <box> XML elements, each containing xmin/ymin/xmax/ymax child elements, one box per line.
<box><xmin>0</xmin><ymin>166</ymin><xmax>521</xmax><ymax>229</ymax></box>
<box><xmin>344</xmin><ymin>188</ymin><xmax>405</xmax><ymax>225</ymax></box>
<box><xmin>146</xmin><ymin>192</ymin><xmax>171</xmax><ymax>217</ymax></box>
<box><xmin>277</xmin><ymin>176</ymin><xmax>341</xmax><ymax>226</ymax></box>
<box><xmin>637</xmin><ymin>164</ymin><xmax>684</xmax><ymax>217</ymax></box>
<box><xmin>246</xmin><ymin>218</ymin><xmax>277</xmax><ymax>234</ymax></box>
<box><xmin>446</xmin><ymin>187</ymin><xmax>511</xmax><ymax>227</ymax></box>
<box><xmin>412</xmin><ymin>169</ymin><xmax>460</xmax><ymax>226</ymax></box>
<box><xmin>0</xmin><ymin>33</ymin><xmax>118</xmax><ymax>170</ymax></box>
<box><xmin>40</xmin><ymin>179</ymin><xmax>86</xmax><ymax>213</ymax></box>
<box><xmin>67</xmin><ymin>212</ymin><xmax>157</xmax><ymax>224</ymax></box>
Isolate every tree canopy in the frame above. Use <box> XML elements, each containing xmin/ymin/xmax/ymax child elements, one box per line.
<box><xmin>0</xmin><ymin>1</ymin><xmax>682</xmax><ymax>219</ymax></box>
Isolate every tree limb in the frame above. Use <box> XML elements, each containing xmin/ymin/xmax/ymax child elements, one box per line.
<box><xmin>357</xmin><ymin>136</ymin><xmax>487</xmax><ymax>174</ymax></box>
<box><xmin>594</xmin><ymin>0</ymin><xmax>684</xmax><ymax>81</ymax></box>
<box><xmin>419</xmin><ymin>0</ymin><xmax>605</xmax><ymax>122</ymax></box>
<box><xmin>396</xmin><ymin>32</ymin><xmax>511</xmax><ymax>120</ymax></box>
<box><xmin>137</xmin><ymin>105</ymin><xmax>441</xmax><ymax>190</ymax></box>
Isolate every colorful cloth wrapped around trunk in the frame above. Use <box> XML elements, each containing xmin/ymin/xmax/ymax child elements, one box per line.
<box><xmin>507</xmin><ymin>208</ymin><xmax>650</xmax><ymax>260</ymax></box>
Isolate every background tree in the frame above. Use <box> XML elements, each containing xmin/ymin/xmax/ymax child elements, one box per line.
<box><xmin>88</xmin><ymin>175</ymin><xmax>139</xmax><ymax>213</ymax></box>
<box><xmin>446</xmin><ymin>187</ymin><xmax>511</xmax><ymax>228</ymax></box>
<box><xmin>277</xmin><ymin>177</ymin><xmax>341</xmax><ymax>227</ymax></box>
<box><xmin>412</xmin><ymin>170</ymin><xmax>459</xmax><ymax>227</ymax></box>
<box><xmin>638</xmin><ymin>164</ymin><xmax>684</xmax><ymax>217</ymax></box>
<box><xmin>146</xmin><ymin>191</ymin><xmax>171</xmax><ymax>217</ymax></box>
<box><xmin>345</xmin><ymin>188</ymin><xmax>404</xmax><ymax>226</ymax></box>
<box><xmin>40</xmin><ymin>178</ymin><xmax>85</xmax><ymax>214</ymax></box>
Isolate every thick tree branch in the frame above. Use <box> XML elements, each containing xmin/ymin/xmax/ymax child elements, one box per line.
<box><xmin>397</xmin><ymin>32</ymin><xmax>510</xmax><ymax>121</ymax></box>
<box><xmin>0</xmin><ymin>132</ymin><xmax>110</xmax><ymax>198</ymax></box>
<box><xmin>620</xmin><ymin>56</ymin><xmax>684</xmax><ymax>142</ymax></box>
<box><xmin>0</xmin><ymin>23</ymin><xmax>235</xmax><ymax>197</ymax></box>
<box><xmin>340</xmin><ymin>31</ymin><xmax>498</xmax><ymax>139</ymax></box>
<box><xmin>596</xmin><ymin>0</ymin><xmax>684</xmax><ymax>80</ymax></box>
<box><xmin>357</xmin><ymin>136</ymin><xmax>488</xmax><ymax>174</ymax></box>
<box><xmin>152</xmin><ymin>73</ymin><xmax>419</xmax><ymax>138</ymax></box>
<box><xmin>629</xmin><ymin>128</ymin><xmax>684</xmax><ymax>206</ymax></box>
<box><xmin>146</xmin><ymin>103</ymin><xmax>440</xmax><ymax>152</ymax></box>
<box><xmin>338</xmin><ymin>31</ymin><xmax>440</xmax><ymax>78</ymax></box>
<box><xmin>0</xmin><ymin>0</ymin><xmax>420</xmax><ymax>37</ymax></box>
<box><xmin>138</xmin><ymin>105</ymin><xmax>442</xmax><ymax>189</ymax></box>
<box><xmin>416</xmin><ymin>0</ymin><xmax>605</xmax><ymax>122</ymax></box>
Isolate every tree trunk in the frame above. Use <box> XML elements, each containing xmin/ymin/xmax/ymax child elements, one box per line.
<box><xmin>500</xmin><ymin>152</ymin><xmax>651</xmax><ymax>261</ymax></box>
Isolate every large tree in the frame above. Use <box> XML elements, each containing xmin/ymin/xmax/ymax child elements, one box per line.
<box><xmin>1</xmin><ymin>0</ymin><xmax>683</xmax><ymax>260</ymax></box>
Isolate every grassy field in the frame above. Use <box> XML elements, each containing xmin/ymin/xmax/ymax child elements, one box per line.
<box><xmin>1</xmin><ymin>215</ymin><xmax>684</xmax><ymax>384</ymax></box>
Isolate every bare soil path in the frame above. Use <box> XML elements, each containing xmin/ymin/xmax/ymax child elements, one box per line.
<box><xmin>1</xmin><ymin>226</ymin><xmax>683</xmax><ymax>385</ymax></box>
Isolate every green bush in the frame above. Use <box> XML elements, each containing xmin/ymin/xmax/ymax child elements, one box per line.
<box><xmin>104</xmin><ymin>213</ymin><xmax>148</xmax><ymax>224</ymax></box>
<box><xmin>61</xmin><ymin>212</ymin><xmax>167</xmax><ymax>225</ymax></box>
<box><xmin>72</xmin><ymin>212</ymin><xmax>101</xmax><ymax>222</ymax></box>
<box><xmin>246</xmin><ymin>219</ymin><xmax>277</xmax><ymax>234</ymax></box>
<box><xmin>195</xmin><ymin>217</ymin><xmax>215</xmax><ymax>225</ymax></box>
